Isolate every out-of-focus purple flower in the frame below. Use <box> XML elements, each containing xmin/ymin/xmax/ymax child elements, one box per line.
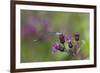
<box><xmin>65</xmin><ymin>35</ymin><xmax>73</xmax><ymax>48</ymax></box>
<box><xmin>74</xmin><ymin>32</ymin><xmax>79</xmax><ymax>41</ymax></box>
<box><xmin>52</xmin><ymin>42</ymin><xmax>60</xmax><ymax>54</ymax></box>
<box><xmin>21</xmin><ymin>15</ymin><xmax>49</xmax><ymax>40</ymax></box>
<box><xmin>59</xmin><ymin>33</ymin><xmax>65</xmax><ymax>44</ymax></box>
<box><xmin>37</xmin><ymin>16</ymin><xmax>49</xmax><ymax>32</ymax></box>
<box><xmin>21</xmin><ymin>24</ymin><xmax>37</xmax><ymax>37</ymax></box>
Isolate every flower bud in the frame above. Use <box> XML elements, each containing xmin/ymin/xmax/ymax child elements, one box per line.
<box><xmin>59</xmin><ymin>33</ymin><xmax>65</xmax><ymax>44</ymax></box>
<box><xmin>68</xmin><ymin>42</ymin><xmax>73</xmax><ymax>48</ymax></box>
<box><xmin>66</xmin><ymin>35</ymin><xmax>73</xmax><ymax>48</ymax></box>
<box><xmin>74</xmin><ymin>32</ymin><xmax>79</xmax><ymax>41</ymax></box>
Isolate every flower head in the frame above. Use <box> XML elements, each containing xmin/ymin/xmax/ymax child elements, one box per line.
<box><xmin>52</xmin><ymin>42</ymin><xmax>60</xmax><ymax>54</ymax></box>
<box><xmin>66</xmin><ymin>35</ymin><xmax>71</xmax><ymax>43</ymax></box>
<box><xmin>74</xmin><ymin>32</ymin><xmax>79</xmax><ymax>41</ymax></box>
<box><xmin>53</xmin><ymin>42</ymin><xmax>60</xmax><ymax>49</ymax></box>
<box><xmin>59</xmin><ymin>33</ymin><xmax>65</xmax><ymax>44</ymax></box>
<box><xmin>65</xmin><ymin>35</ymin><xmax>73</xmax><ymax>48</ymax></box>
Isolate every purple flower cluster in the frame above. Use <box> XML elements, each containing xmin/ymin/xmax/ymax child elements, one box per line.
<box><xmin>52</xmin><ymin>32</ymin><xmax>80</xmax><ymax>55</ymax></box>
<box><xmin>21</xmin><ymin>15</ymin><xmax>49</xmax><ymax>40</ymax></box>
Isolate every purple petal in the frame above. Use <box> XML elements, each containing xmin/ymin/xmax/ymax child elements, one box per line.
<box><xmin>52</xmin><ymin>42</ymin><xmax>59</xmax><ymax>54</ymax></box>
<box><xmin>52</xmin><ymin>47</ymin><xmax>57</xmax><ymax>54</ymax></box>
<box><xmin>74</xmin><ymin>32</ymin><xmax>79</xmax><ymax>36</ymax></box>
<box><xmin>21</xmin><ymin>24</ymin><xmax>37</xmax><ymax>37</ymax></box>
<box><xmin>21</xmin><ymin>15</ymin><xmax>49</xmax><ymax>40</ymax></box>
<box><xmin>53</xmin><ymin>42</ymin><xmax>59</xmax><ymax>49</ymax></box>
<box><xmin>26</xmin><ymin>16</ymin><xmax>39</xmax><ymax>26</ymax></box>
<box><xmin>65</xmin><ymin>35</ymin><xmax>72</xmax><ymax>42</ymax></box>
<box><xmin>74</xmin><ymin>32</ymin><xmax>79</xmax><ymax>41</ymax></box>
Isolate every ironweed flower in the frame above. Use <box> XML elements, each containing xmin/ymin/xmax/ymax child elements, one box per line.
<box><xmin>59</xmin><ymin>33</ymin><xmax>65</xmax><ymax>44</ymax></box>
<box><xmin>66</xmin><ymin>35</ymin><xmax>73</xmax><ymax>48</ymax></box>
<box><xmin>66</xmin><ymin>35</ymin><xmax>71</xmax><ymax>42</ymax></box>
<box><xmin>51</xmin><ymin>32</ymin><xmax>84</xmax><ymax>57</ymax></box>
<box><xmin>52</xmin><ymin>42</ymin><xmax>65</xmax><ymax>54</ymax></box>
<box><xmin>21</xmin><ymin>15</ymin><xmax>49</xmax><ymax>40</ymax></box>
<box><xmin>74</xmin><ymin>32</ymin><xmax>79</xmax><ymax>41</ymax></box>
<box><xmin>52</xmin><ymin>42</ymin><xmax>60</xmax><ymax>54</ymax></box>
<box><xmin>21</xmin><ymin>24</ymin><xmax>37</xmax><ymax>37</ymax></box>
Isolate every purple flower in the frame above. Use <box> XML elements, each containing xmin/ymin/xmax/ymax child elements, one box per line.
<box><xmin>59</xmin><ymin>33</ymin><xmax>65</xmax><ymax>44</ymax></box>
<box><xmin>21</xmin><ymin>15</ymin><xmax>49</xmax><ymax>40</ymax></box>
<box><xmin>53</xmin><ymin>42</ymin><xmax>60</xmax><ymax>50</ymax></box>
<box><xmin>21</xmin><ymin>24</ymin><xmax>37</xmax><ymax>37</ymax></box>
<box><xmin>65</xmin><ymin>35</ymin><xmax>73</xmax><ymax>48</ymax></box>
<box><xmin>52</xmin><ymin>42</ymin><xmax>60</xmax><ymax>54</ymax></box>
<box><xmin>66</xmin><ymin>35</ymin><xmax>71</xmax><ymax>43</ymax></box>
<box><xmin>74</xmin><ymin>32</ymin><xmax>79</xmax><ymax>41</ymax></box>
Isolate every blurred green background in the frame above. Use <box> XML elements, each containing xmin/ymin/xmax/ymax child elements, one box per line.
<box><xmin>21</xmin><ymin>10</ymin><xmax>90</xmax><ymax>63</ymax></box>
